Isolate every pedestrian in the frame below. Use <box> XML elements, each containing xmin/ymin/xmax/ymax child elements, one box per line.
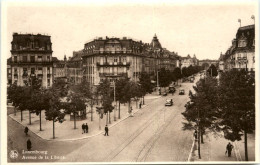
<box><xmin>104</xmin><ymin>125</ymin><xmax>109</xmax><ymax>136</ymax></box>
<box><xmin>139</xmin><ymin>102</ymin><xmax>142</xmax><ymax>109</ymax></box>
<box><xmin>27</xmin><ymin>139</ymin><xmax>32</xmax><ymax>151</ymax></box>
<box><xmin>226</xmin><ymin>142</ymin><xmax>234</xmax><ymax>157</ymax></box>
<box><xmin>85</xmin><ymin>123</ymin><xmax>88</xmax><ymax>133</ymax></box>
<box><xmin>82</xmin><ymin>123</ymin><xmax>85</xmax><ymax>134</ymax></box>
<box><xmin>193</xmin><ymin>130</ymin><xmax>197</xmax><ymax>140</ymax></box>
<box><xmin>24</xmin><ymin>126</ymin><xmax>29</xmax><ymax>136</ymax></box>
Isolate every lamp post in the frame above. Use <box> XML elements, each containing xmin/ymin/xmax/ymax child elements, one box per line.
<box><xmin>157</xmin><ymin>70</ymin><xmax>160</xmax><ymax>95</ymax></box>
<box><xmin>113</xmin><ymin>80</ymin><xmax>116</xmax><ymax>121</ymax></box>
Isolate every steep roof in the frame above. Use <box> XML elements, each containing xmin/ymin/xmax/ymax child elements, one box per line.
<box><xmin>150</xmin><ymin>34</ymin><xmax>162</xmax><ymax>49</ymax></box>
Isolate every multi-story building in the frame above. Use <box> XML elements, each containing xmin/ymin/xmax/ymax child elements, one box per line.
<box><xmin>180</xmin><ymin>54</ymin><xmax>198</xmax><ymax>68</ymax></box>
<box><xmin>220</xmin><ymin>25</ymin><xmax>255</xmax><ymax>72</ymax></box>
<box><xmin>53</xmin><ymin>56</ymin><xmax>67</xmax><ymax>82</ymax></box>
<box><xmin>82</xmin><ymin>37</ymin><xmax>145</xmax><ymax>86</ymax></box>
<box><xmin>10</xmin><ymin>33</ymin><xmax>53</xmax><ymax>88</ymax></box>
<box><xmin>7</xmin><ymin>57</ymin><xmax>12</xmax><ymax>85</ymax></box>
<box><xmin>66</xmin><ymin>50</ymin><xmax>84</xmax><ymax>84</ymax></box>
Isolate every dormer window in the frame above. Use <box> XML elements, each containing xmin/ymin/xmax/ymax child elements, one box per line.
<box><xmin>238</xmin><ymin>40</ymin><xmax>247</xmax><ymax>47</ymax></box>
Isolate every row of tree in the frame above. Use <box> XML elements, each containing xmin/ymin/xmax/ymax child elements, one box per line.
<box><xmin>157</xmin><ymin>65</ymin><xmax>203</xmax><ymax>88</ymax></box>
<box><xmin>182</xmin><ymin>69</ymin><xmax>255</xmax><ymax>161</ymax></box>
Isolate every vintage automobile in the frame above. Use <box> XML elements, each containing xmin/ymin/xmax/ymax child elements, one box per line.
<box><xmin>179</xmin><ymin>89</ymin><xmax>185</xmax><ymax>95</ymax></box>
<box><xmin>162</xmin><ymin>92</ymin><xmax>168</xmax><ymax>96</ymax></box>
<box><xmin>169</xmin><ymin>86</ymin><xmax>176</xmax><ymax>94</ymax></box>
<box><xmin>165</xmin><ymin>99</ymin><xmax>173</xmax><ymax>106</ymax></box>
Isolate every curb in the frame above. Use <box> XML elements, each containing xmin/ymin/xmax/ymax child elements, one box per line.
<box><xmin>9</xmin><ymin>105</ymin><xmax>148</xmax><ymax>142</ymax></box>
<box><xmin>187</xmin><ymin>137</ymin><xmax>196</xmax><ymax>161</ymax></box>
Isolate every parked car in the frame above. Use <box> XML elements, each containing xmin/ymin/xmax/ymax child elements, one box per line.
<box><xmin>165</xmin><ymin>99</ymin><xmax>173</xmax><ymax>106</ymax></box>
<box><xmin>179</xmin><ymin>89</ymin><xmax>185</xmax><ymax>95</ymax></box>
<box><xmin>162</xmin><ymin>92</ymin><xmax>168</xmax><ymax>96</ymax></box>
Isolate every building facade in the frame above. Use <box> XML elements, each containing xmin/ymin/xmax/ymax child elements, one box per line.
<box><xmin>220</xmin><ymin>25</ymin><xmax>255</xmax><ymax>72</ymax></box>
<box><xmin>10</xmin><ymin>33</ymin><xmax>53</xmax><ymax>88</ymax></box>
<box><xmin>53</xmin><ymin>56</ymin><xmax>67</xmax><ymax>82</ymax></box>
<box><xmin>66</xmin><ymin>50</ymin><xmax>84</xmax><ymax>84</ymax></box>
<box><xmin>180</xmin><ymin>54</ymin><xmax>198</xmax><ymax>68</ymax></box>
<box><xmin>81</xmin><ymin>35</ymin><xmax>181</xmax><ymax>86</ymax></box>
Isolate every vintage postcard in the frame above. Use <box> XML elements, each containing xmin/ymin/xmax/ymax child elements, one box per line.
<box><xmin>1</xmin><ymin>0</ymin><xmax>259</xmax><ymax>164</ymax></box>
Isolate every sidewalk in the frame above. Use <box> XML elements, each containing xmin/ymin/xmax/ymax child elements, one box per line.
<box><xmin>8</xmin><ymin>94</ymin><xmax>161</xmax><ymax>141</ymax></box>
<box><xmin>190</xmin><ymin>132</ymin><xmax>255</xmax><ymax>162</ymax></box>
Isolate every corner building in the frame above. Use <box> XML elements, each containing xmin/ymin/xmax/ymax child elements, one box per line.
<box><xmin>10</xmin><ymin>33</ymin><xmax>53</xmax><ymax>88</ymax></box>
<box><xmin>82</xmin><ymin>37</ymin><xmax>157</xmax><ymax>86</ymax></box>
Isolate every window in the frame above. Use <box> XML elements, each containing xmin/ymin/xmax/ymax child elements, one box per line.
<box><xmin>14</xmin><ymin>68</ymin><xmax>18</xmax><ymax>75</ymax></box>
<box><xmin>38</xmin><ymin>56</ymin><xmax>42</xmax><ymax>62</ymax></box>
<box><xmin>23</xmin><ymin>56</ymin><xmax>27</xmax><ymax>62</ymax></box>
<box><xmin>47</xmin><ymin>79</ymin><xmax>50</xmax><ymax>86</ymax></box>
<box><xmin>47</xmin><ymin>67</ymin><xmax>50</xmax><ymax>74</ymax></box>
<box><xmin>23</xmin><ymin>68</ymin><xmax>28</xmax><ymax>76</ymax></box>
<box><xmin>38</xmin><ymin>67</ymin><xmax>43</xmax><ymax>74</ymax></box>
<box><xmin>31</xmin><ymin>68</ymin><xmax>35</xmax><ymax>74</ymax></box>
<box><xmin>14</xmin><ymin>56</ymin><xmax>17</xmax><ymax>63</ymax></box>
<box><xmin>30</xmin><ymin>56</ymin><xmax>35</xmax><ymax>62</ymax></box>
<box><xmin>238</xmin><ymin>40</ymin><xmax>247</xmax><ymax>47</ymax></box>
<box><xmin>47</xmin><ymin>44</ymin><xmax>50</xmax><ymax>50</ymax></box>
<box><xmin>114</xmin><ymin>57</ymin><xmax>118</xmax><ymax>62</ymax></box>
<box><xmin>47</xmin><ymin>56</ymin><xmax>50</xmax><ymax>62</ymax></box>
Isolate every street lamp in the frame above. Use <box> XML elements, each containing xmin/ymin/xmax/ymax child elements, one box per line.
<box><xmin>113</xmin><ymin>80</ymin><xmax>116</xmax><ymax>121</ymax></box>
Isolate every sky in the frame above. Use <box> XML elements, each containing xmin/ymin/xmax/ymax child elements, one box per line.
<box><xmin>3</xmin><ymin>0</ymin><xmax>257</xmax><ymax>60</ymax></box>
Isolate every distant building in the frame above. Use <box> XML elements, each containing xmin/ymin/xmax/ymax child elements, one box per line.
<box><xmin>66</xmin><ymin>50</ymin><xmax>84</xmax><ymax>84</ymax></box>
<box><xmin>10</xmin><ymin>33</ymin><xmax>53</xmax><ymax>88</ymax></box>
<box><xmin>220</xmin><ymin>25</ymin><xmax>255</xmax><ymax>72</ymax></box>
<box><xmin>81</xmin><ymin>35</ymin><xmax>180</xmax><ymax>86</ymax></box>
<box><xmin>53</xmin><ymin>56</ymin><xmax>67</xmax><ymax>82</ymax></box>
<box><xmin>180</xmin><ymin>54</ymin><xmax>198</xmax><ymax>68</ymax></box>
<box><xmin>7</xmin><ymin>57</ymin><xmax>12</xmax><ymax>85</ymax></box>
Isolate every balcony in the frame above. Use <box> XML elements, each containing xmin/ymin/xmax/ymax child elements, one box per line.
<box><xmin>96</xmin><ymin>62</ymin><xmax>130</xmax><ymax>67</ymax></box>
<box><xmin>99</xmin><ymin>73</ymin><xmax>128</xmax><ymax>77</ymax></box>
<box><xmin>22</xmin><ymin>73</ymin><xmax>28</xmax><ymax>78</ymax></box>
<box><xmin>11</xmin><ymin>61</ymin><xmax>53</xmax><ymax>65</ymax></box>
<box><xmin>37</xmin><ymin>74</ymin><xmax>43</xmax><ymax>79</ymax></box>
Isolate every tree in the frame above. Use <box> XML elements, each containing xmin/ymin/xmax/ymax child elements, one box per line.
<box><xmin>66</xmin><ymin>93</ymin><xmax>86</xmax><ymax>129</ymax></box>
<box><xmin>182</xmin><ymin>77</ymin><xmax>218</xmax><ymax>159</ymax></box>
<box><xmin>115</xmin><ymin>78</ymin><xmax>129</xmax><ymax>119</ymax></box>
<box><xmin>97</xmin><ymin>79</ymin><xmax>114</xmax><ymax>124</ymax></box>
<box><xmin>52</xmin><ymin>79</ymin><xmax>69</xmax><ymax>97</ymax></box>
<box><xmin>139</xmin><ymin>72</ymin><xmax>153</xmax><ymax>104</ymax></box>
<box><xmin>45</xmin><ymin>89</ymin><xmax>65</xmax><ymax>139</ymax></box>
<box><xmin>158</xmin><ymin>68</ymin><xmax>171</xmax><ymax>90</ymax></box>
<box><xmin>30</xmin><ymin>89</ymin><xmax>49</xmax><ymax>131</ymax></box>
<box><xmin>7</xmin><ymin>83</ymin><xmax>23</xmax><ymax>116</ymax></box>
<box><xmin>207</xmin><ymin>64</ymin><xmax>218</xmax><ymax>77</ymax></box>
<box><xmin>71</xmin><ymin>78</ymin><xmax>92</xmax><ymax>120</ymax></box>
<box><xmin>173</xmin><ymin>67</ymin><xmax>182</xmax><ymax>84</ymax></box>
<box><xmin>218</xmin><ymin>69</ymin><xmax>255</xmax><ymax>161</ymax></box>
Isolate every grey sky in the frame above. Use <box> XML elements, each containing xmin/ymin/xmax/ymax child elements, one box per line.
<box><xmin>5</xmin><ymin>1</ymin><xmax>256</xmax><ymax>60</ymax></box>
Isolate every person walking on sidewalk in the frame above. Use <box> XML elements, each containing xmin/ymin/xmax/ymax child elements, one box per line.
<box><xmin>226</xmin><ymin>142</ymin><xmax>234</xmax><ymax>157</ymax></box>
<box><xmin>24</xmin><ymin>126</ymin><xmax>29</xmax><ymax>136</ymax></box>
<box><xmin>104</xmin><ymin>125</ymin><xmax>109</xmax><ymax>136</ymax></box>
<box><xmin>82</xmin><ymin>123</ymin><xmax>85</xmax><ymax>134</ymax></box>
<box><xmin>27</xmin><ymin>139</ymin><xmax>32</xmax><ymax>151</ymax></box>
<box><xmin>85</xmin><ymin>123</ymin><xmax>88</xmax><ymax>133</ymax></box>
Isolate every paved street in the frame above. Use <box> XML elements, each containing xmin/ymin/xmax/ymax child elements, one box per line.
<box><xmin>8</xmin><ymin>78</ymin><xmax>197</xmax><ymax>162</ymax></box>
<box><xmin>59</xmin><ymin>79</ymin><xmax>197</xmax><ymax>162</ymax></box>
